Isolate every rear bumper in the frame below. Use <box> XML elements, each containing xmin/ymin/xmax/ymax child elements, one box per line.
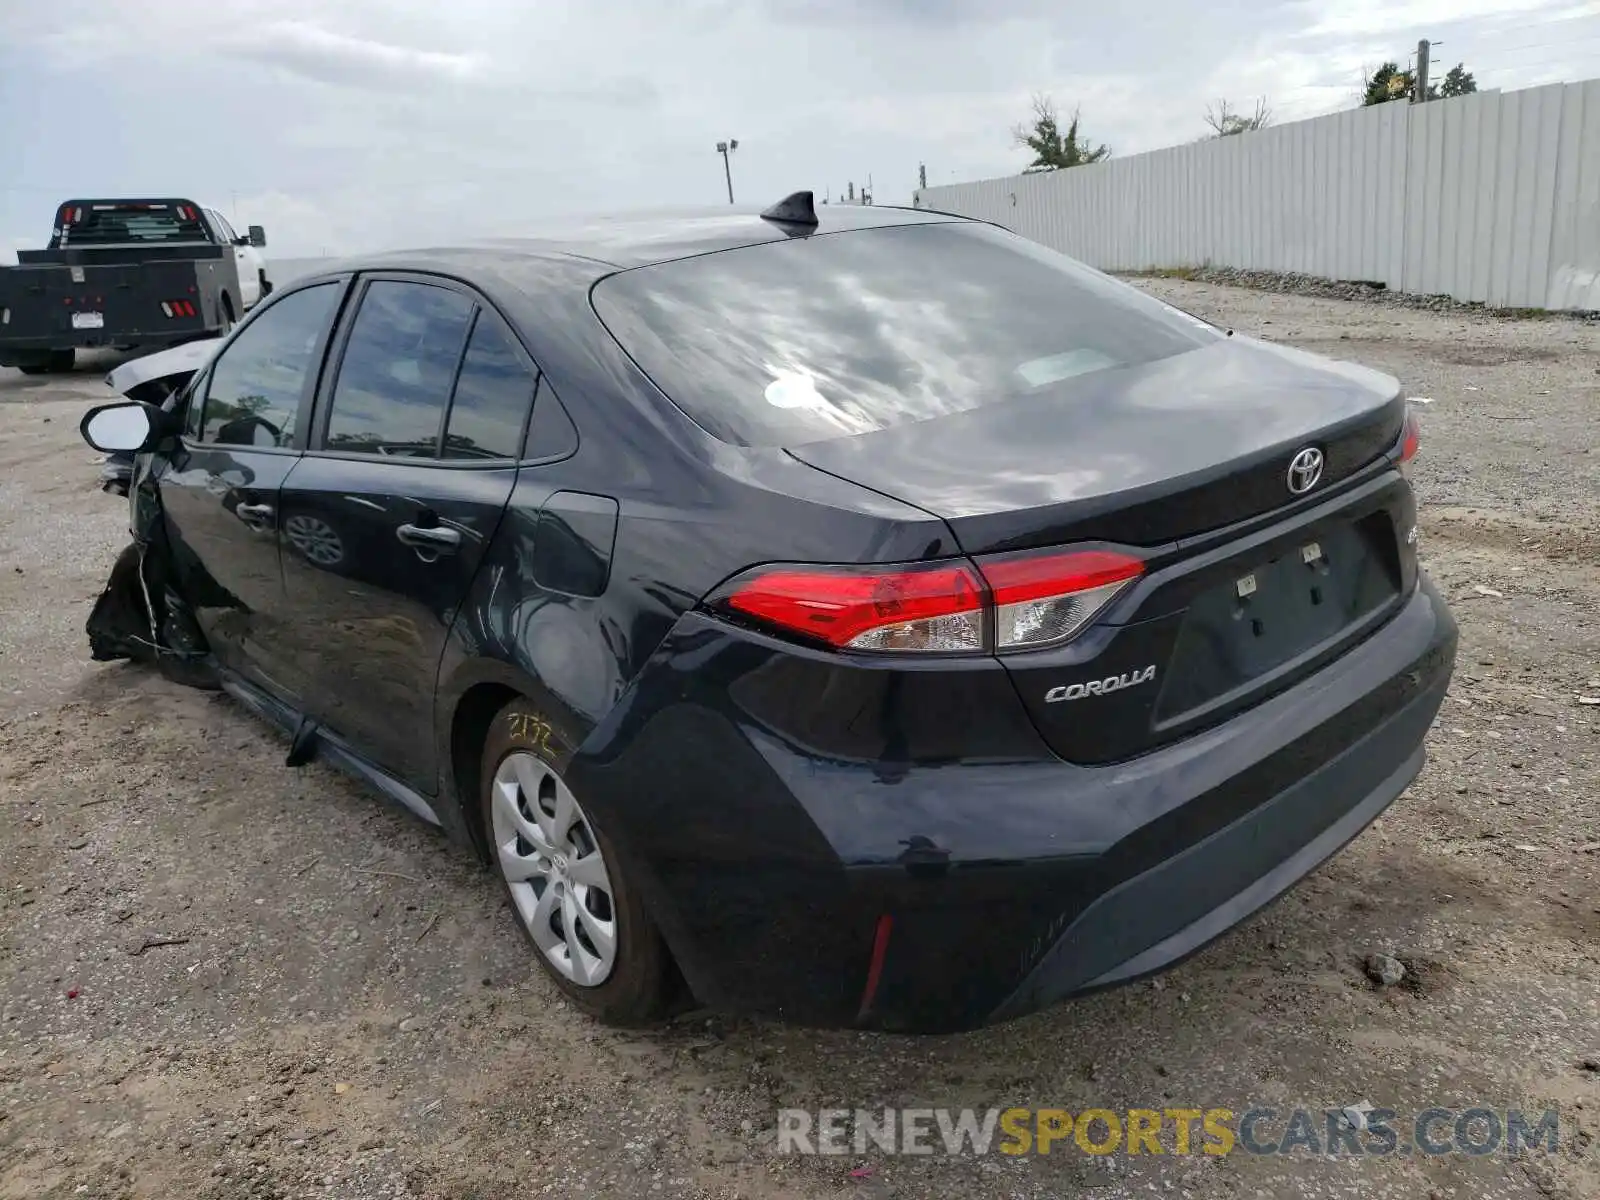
<box><xmin>571</xmin><ymin>573</ymin><xmax>1457</xmax><ymax>1033</ymax></box>
<box><xmin>987</xmin><ymin>662</ymin><xmax>1437</xmax><ymax>1021</ymax></box>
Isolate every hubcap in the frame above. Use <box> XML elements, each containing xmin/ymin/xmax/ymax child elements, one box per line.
<box><xmin>491</xmin><ymin>751</ymin><xmax>618</xmax><ymax>986</ymax></box>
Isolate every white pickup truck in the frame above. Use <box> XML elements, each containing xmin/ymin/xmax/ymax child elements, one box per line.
<box><xmin>0</xmin><ymin>197</ymin><xmax>271</xmax><ymax>373</ymax></box>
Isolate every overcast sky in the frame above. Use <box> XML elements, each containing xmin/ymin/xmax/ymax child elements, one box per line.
<box><xmin>2</xmin><ymin>0</ymin><xmax>1598</xmax><ymax>258</ymax></box>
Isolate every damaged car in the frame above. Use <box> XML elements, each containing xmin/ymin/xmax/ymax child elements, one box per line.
<box><xmin>78</xmin><ymin>194</ymin><xmax>1458</xmax><ymax>1033</ymax></box>
<box><xmin>96</xmin><ymin>337</ymin><xmax>223</xmax><ymax>496</ymax></box>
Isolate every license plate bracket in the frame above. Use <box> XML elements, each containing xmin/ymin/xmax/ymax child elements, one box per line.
<box><xmin>71</xmin><ymin>312</ymin><xmax>105</xmax><ymax>330</ymax></box>
<box><xmin>1156</xmin><ymin>516</ymin><xmax>1400</xmax><ymax>721</ymax></box>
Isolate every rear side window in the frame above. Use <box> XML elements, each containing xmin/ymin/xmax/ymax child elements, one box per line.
<box><xmin>443</xmin><ymin>311</ymin><xmax>536</xmax><ymax>460</ymax></box>
<box><xmin>591</xmin><ymin>222</ymin><xmax>1219</xmax><ymax>446</ymax></box>
<box><xmin>200</xmin><ymin>282</ymin><xmax>339</xmax><ymax>447</ymax></box>
<box><xmin>324</xmin><ymin>281</ymin><xmax>474</xmax><ymax>457</ymax></box>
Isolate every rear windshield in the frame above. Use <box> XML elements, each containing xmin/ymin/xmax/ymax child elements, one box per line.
<box><xmin>591</xmin><ymin>221</ymin><xmax>1219</xmax><ymax>447</ymax></box>
<box><xmin>55</xmin><ymin>202</ymin><xmax>209</xmax><ymax>247</ymax></box>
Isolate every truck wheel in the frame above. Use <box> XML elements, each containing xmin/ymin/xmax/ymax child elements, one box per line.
<box><xmin>259</xmin><ymin>271</ymin><xmax>273</xmax><ymax>298</ymax></box>
<box><xmin>46</xmin><ymin>350</ymin><xmax>74</xmax><ymax>373</ymax></box>
<box><xmin>219</xmin><ymin>294</ymin><xmax>238</xmax><ymax>335</ymax></box>
<box><xmin>17</xmin><ymin>364</ymin><xmax>49</xmax><ymax>376</ymax></box>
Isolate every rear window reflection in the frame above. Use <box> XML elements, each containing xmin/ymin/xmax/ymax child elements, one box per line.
<box><xmin>591</xmin><ymin>222</ymin><xmax>1218</xmax><ymax>447</ymax></box>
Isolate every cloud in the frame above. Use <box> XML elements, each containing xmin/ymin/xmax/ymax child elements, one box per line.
<box><xmin>1</xmin><ymin>0</ymin><xmax>1592</xmax><ymax>256</ymax></box>
<box><xmin>761</xmin><ymin>0</ymin><xmax>1060</xmax><ymax>26</ymax></box>
<box><xmin>1296</xmin><ymin>0</ymin><xmax>1571</xmax><ymax>37</ymax></box>
<box><xmin>232</xmin><ymin>22</ymin><xmax>483</xmax><ymax>89</ymax></box>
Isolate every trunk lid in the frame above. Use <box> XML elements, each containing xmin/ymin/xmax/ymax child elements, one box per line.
<box><xmin>788</xmin><ymin>335</ymin><xmax>1416</xmax><ymax>765</ymax></box>
<box><xmin>785</xmin><ymin>336</ymin><xmax>1406</xmax><ymax>555</ymax></box>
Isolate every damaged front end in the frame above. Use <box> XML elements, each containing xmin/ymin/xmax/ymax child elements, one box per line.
<box><xmin>97</xmin><ymin>337</ymin><xmax>221</xmax><ymax>498</ymax></box>
<box><xmin>86</xmin><ymin>342</ymin><xmax>223</xmax><ymax>690</ymax></box>
<box><xmin>87</xmin><ymin>460</ymin><xmax>218</xmax><ymax>690</ymax></box>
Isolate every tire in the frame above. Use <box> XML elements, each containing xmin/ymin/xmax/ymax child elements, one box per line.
<box><xmin>479</xmin><ymin>697</ymin><xmax>671</xmax><ymax>1024</ymax></box>
<box><xmin>17</xmin><ymin>363</ymin><xmax>48</xmax><ymax>376</ymax></box>
<box><xmin>219</xmin><ymin>294</ymin><xmax>236</xmax><ymax>335</ymax></box>
<box><xmin>259</xmin><ymin>272</ymin><xmax>274</xmax><ymax>298</ymax></box>
<box><xmin>47</xmin><ymin>349</ymin><xmax>74</xmax><ymax>373</ymax></box>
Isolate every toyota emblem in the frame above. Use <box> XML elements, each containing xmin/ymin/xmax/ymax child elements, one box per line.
<box><xmin>1286</xmin><ymin>447</ymin><xmax>1324</xmax><ymax>495</ymax></box>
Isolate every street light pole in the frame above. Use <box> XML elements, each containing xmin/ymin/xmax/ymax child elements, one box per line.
<box><xmin>715</xmin><ymin>139</ymin><xmax>739</xmax><ymax>204</ymax></box>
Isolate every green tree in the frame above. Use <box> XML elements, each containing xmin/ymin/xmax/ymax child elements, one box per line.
<box><xmin>1364</xmin><ymin>60</ymin><xmax>1477</xmax><ymax>105</ymax></box>
<box><xmin>1363</xmin><ymin>62</ymin><xmax>1416</xmax><ymax>105</ymax></box>
<box><xmin>1440</xmin><ymin>64</ymin><xmax>1477</xmax><ymax>97</ymax></box>
<box><xmin>1012</xmin><ymin>94</ymin><xmax>1110</xmax><ymax>172</ymax></box>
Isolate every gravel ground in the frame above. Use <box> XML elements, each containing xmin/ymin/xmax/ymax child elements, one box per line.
<box><xmin>1127</xmin><ymin>266</ymin><xmax>1600</xmax><ymax>322</ymax></box>
<box><xmin>1</xmin><ymin>287</ymin><xmax>1597</xmax><ymax>1200</ymax></box>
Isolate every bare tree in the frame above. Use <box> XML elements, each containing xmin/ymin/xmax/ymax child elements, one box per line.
<box><xmin>1204</xmin><ymin>98</ymin><xmax>1272</xmax><ymax>137</ymax></box>
<box><xmin>1011</xmin><ymin>94</ymin><xmax>1110</xmax><ymax>172</ymax></box>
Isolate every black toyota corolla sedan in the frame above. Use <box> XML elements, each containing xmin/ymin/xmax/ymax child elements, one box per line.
<box><xmin>79</xmin><ymin>193</ymin><xmax>1457</xmax><ymax>1033</ymax></box>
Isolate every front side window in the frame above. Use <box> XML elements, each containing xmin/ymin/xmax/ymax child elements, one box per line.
<box><xmin>442</xmin><ymin>310</ymin><xmax>537</xmax><ymax>460</ymax></box>
<box><xmin>200</xmin><ymin>283</ymin><xmax>340</xmax><ymax>447</ymax></box>
<box><xmin>323</xmin><ymin>281</ymin><xmax>475</xmax><ymax>457</ymax></box>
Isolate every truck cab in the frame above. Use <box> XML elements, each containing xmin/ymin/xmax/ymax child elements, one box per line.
<box><xmin>195</xmin><ymin>207</ymin><xmax>271</xmax><ymax>309</ymax></box>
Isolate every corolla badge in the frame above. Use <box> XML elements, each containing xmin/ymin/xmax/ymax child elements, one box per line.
<box><xmin>1045</xmin><ymin>665</ymin><xmax>1158</xmax><ymax>703</ymax></box>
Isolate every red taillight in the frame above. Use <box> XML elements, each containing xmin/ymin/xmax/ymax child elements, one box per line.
<box><xmin>713</xmin><ymin>546</ymin><xmax>1144</xmax><ymax>655</ymax></box>
<box><xmin>979</xmin><ymin>548</ymin><xmax>1145</xmax><ymax>651</ymax></box>
<box><xmin>981</xmin><ymin>549</ymin><xmax>1144</xmax><ymax>605</ymax></box>
<box><xmin>721</xmin><ymin>561</ymin><xmax>985</xmax><ymax>652</ymax></box>
<box><xmin>1399</xmin><ymin>409</ymin><xmax>1420</xmax><ymax>465</ymax></box>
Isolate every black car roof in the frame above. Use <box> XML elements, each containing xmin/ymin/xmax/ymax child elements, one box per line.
<box><xmin>308</xmin><ymin>202</ymin><xmax>965</xmax><ymax>280</ymax></box>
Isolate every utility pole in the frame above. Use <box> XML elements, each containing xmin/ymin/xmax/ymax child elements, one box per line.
<box><xmin>918</xmin><ymin>163</ymin><xmax>927</xmax><ymax>190</ymax></box>
<box><xmin>715</xmin><ymin>139</ymin><xmax>738</xmax><ymax>204</ymax></box>
<box><xmin>1412</xmin><ymin>39</ymin><xmax>1431</xmax><ymax>103</ymax></box>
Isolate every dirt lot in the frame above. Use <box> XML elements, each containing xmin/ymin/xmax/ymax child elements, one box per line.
<box><xmin>2</xmin><ymin>283</ymin><xmax>1597</xmax><ymax>1200</ymax></box>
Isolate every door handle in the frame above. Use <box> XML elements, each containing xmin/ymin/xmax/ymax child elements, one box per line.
<box><xmin>396</xmin><ymin>523</ymin><xmax>461</xmax><ymax>552</ymax></box>
<box><xmin>234</xmin><ymin>502</ymin><xmax>275</xmax><ymax>525</ymax></box>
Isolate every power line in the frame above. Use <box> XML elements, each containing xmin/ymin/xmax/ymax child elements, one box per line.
<box><xmin>1444</xmin><ymin>7</ymin><xmax>1600</xmax><ymax>34</ymax></box>
<box><xmin>1464</xmin><ymin>33</ymin><xmax>1600</xmax><ymax>57</ymax></box>
<box><xmin>1478</xmin><ymin>53</ymin><xmax>1600</xmax><ymax>72</ymax></box>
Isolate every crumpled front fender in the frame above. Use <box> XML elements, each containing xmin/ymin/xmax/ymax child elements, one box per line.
<box><xmin>84</xmin><ymin>457</ymin><xmax>219</xmax><ymax>689</ymax></box>
<box><xmin>86</xmin><ymin>542</ymin><xmax>159</xmax><ymax>664</ymax></box>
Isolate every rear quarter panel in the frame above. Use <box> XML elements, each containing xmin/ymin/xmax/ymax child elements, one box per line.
<box><xmin>430</xmin><ymin>278</ymin><xmax>959</xmax><ymax>838</ymax></box>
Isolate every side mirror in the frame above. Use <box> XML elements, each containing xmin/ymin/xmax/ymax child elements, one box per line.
<box><xmin>247</xmin><ymin>225</ymin><xmax>267</xmax><ymax>248</ymax></box>
<box><xmin>79</xmin><ymin>401</ymin><xmax>170</xmax><ymax>454</ymax></box>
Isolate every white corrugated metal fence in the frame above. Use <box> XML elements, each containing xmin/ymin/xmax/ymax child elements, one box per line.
<box><xmin>916</xmin><ymin>80</ymin><xmax>1600</xmax><ymax>311</ymax></box>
